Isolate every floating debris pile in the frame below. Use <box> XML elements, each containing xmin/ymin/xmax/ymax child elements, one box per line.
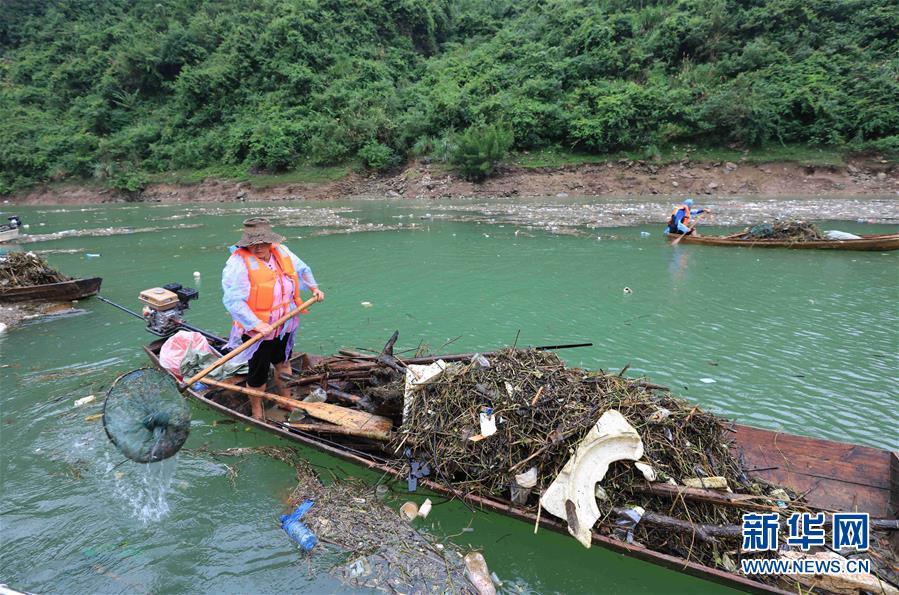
<box><xmin>738</xmin><ymin>220</ymin><xmax>825</xmax><ymax>241</ymax></box>
<box><xmin>0</xmin><ymin>252</ymin><xmax>69</xmax><ymax>286</ymax></box>
<box><xmin>288</xmin><ymin>469</ymin><xmax>477</xmax><ymax>593</ymax></box>
<box><xmin>365</xmin><ymin>348</ymin><xmax>898</xmax><ymax>589</ymax></box>
<box><xmin>393</xmin><ymin>349</ymin><xmax>745</xmax><ymax>502</ymax></box>
<box><xmin>196</xmin><ymin>446</ymin><xmax>477</xmax><ymax>593</ymax></box>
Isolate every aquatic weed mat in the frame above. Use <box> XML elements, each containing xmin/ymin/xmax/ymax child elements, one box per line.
<box><xmin>195</xmin><ymin>446</ymin><xmax>475</xmax><ymax>594</ymax></box>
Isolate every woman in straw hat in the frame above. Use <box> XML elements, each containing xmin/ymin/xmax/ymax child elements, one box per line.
<box><xmin>222</xmin><ymin>218</ymin><xmax>325</xmax><ymax>419</ymax></box>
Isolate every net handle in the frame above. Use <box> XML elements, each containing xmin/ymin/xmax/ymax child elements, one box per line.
<box><xmin>178</xmin><ymin>295</ymin><xmax>320</xmax><ymax>391</ymax></box>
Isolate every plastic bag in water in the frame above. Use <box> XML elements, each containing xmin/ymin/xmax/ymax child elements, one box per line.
<box><xmin>103</xmin><ymin>368</ymin><xmax>191</xmax><ymax>463</ymax></box>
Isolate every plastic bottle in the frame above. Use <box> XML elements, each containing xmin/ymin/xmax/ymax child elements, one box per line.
<box><xmin>280</xmin><ymin>499</ymin><xmax>318</xmax><ymax>551</ymax></box>
<box><xmin>303</xmin><ymin>387</ymin><xmax>327</xmax><ymax>403</ymax></box>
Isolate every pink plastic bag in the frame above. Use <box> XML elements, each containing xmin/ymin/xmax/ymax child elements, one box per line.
<box><xmin>159</xmin><ymin>331</ymin><xmax>214</xmax><ymax>379</ymax></box>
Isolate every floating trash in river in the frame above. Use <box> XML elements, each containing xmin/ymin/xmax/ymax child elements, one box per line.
<box><xmin>194</xmin><ymin>448</ymin><xmax>483</xmax><ymax>593</ymax></box>
<box><xmin>74</xmin><ymin>395</ymin><xmax>96</xmax><ymax>407</ymax></box>
<box><xmin>417</xmin><ymin>498</ymin><xmax>432</xmax><ymax>518</ymax></box>
<box><xmin>699</xmin><ymin>378</ymin><xmax>716</xmax><ymax>384</ymax></box>
<box><xmin>280</xmin><ymin>499</ymin><xmax>318</xmax><ymax>551</ymax></box>
<box><xmin>399</xmin><ymin>501</ymin><xmax>418</xmax><ymax>521</ymax></box>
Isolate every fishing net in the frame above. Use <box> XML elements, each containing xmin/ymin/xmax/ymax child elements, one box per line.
<box><xmin>103</xmin><ymin>368</ymin><xmax>191</xmax><ymax>463</ymax></box>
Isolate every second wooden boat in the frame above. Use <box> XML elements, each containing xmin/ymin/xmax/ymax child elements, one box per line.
<box><xmin>0</xmin><ymin>277</ymin><xmax>103</xmax><ymax>303</ymax></box>
<box><xmin>668</xmin><ymin>232</ymin><xmax>899</xmax><ymax>250</ymax></box>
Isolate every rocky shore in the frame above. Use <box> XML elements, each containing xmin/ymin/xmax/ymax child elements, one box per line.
<box><xmin>6</xmin><ymin>158</ymin><xmax>898</xmax><ymax>206</ymax></box>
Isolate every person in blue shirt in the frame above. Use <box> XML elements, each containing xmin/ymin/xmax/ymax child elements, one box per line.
<box><xmin>665</xmin><ymin>199</ymin><xmax>707</xmax><ymax>235</ymax></box>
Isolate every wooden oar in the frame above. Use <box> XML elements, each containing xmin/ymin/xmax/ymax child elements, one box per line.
<box><xmin>178</xmin><ymin>295</ymin><xmax>320</xmax><ymax>391</ymax></box>
<box><xmin>200</xmin><ymin>377</ymin><xmax>393</xmax><ymax>439</ymax></box>
<box><xmin>671</xmin><ymin>212</ymin><xmax>705</xmax><ymax>246</ymax></box>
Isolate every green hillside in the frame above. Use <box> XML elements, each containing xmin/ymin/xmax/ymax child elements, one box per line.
<box><xmin>1</xmin><ymin>0</ymin><xmax>897</xmax><ymax>193</ymax></box>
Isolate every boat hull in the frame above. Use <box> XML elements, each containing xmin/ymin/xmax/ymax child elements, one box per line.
<box><xmin>0</xmin><ymin>228</ymin><xmax>20</xmax><ymax>243</ymax></box>
<box><xmin>669</xmin><ymin>232</ymin><xmax>899</xmax><ymax>250</ymax></box>
<box><xmin>0</xmin><ymin>277</ymin><xmax>103</xmax><ymax>303</ymax></box>
<box><xmin>143</xmin><ymin>341</ymin><xmax>897</xmax><ymax>595</ymax></box>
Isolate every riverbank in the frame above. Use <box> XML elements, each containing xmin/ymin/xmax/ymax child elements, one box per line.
<box><xmin>5</xmin><ymin>157</ymin><xmax>898</xmax><ymax>205</ymax></box>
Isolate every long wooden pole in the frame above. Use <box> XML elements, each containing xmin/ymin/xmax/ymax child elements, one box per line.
<box><xmin>671</xmin><ymin>212</ymin><xmax>705</xmax><ymax>246</ymax></box>
<box><xmin>179</xmin><ymin>295</ymin><xmax>320</xmax><ymax>391</ymax></box>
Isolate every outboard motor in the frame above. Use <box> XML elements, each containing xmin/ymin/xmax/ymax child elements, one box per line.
<box><xmin>138</xmin><ymin>283</ymin><xmax>200</xmax><ymax>337</ymax></box>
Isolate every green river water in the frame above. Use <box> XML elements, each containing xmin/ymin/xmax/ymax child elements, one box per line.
<box><xmin>1</xmin><ymin>199</ymin><xmax>897</xmax><ymax>594</ymax></box>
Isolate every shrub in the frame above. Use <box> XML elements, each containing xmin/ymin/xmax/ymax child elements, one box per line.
<box><xmin>108</xmin><ymin>164</ymin><xmax>149</xmax><ymax>195</ymax></box>
<box><xmin>450</xmin><ymin>123</ymin><xmax>513</xmax><ymax>182</ymax></box>
<box><xmin>358</xmin><ymin>141</ymin><xmax>396</xmax><ymax>171</ymax></box>
<box><xmin>411</xmin><ymin>134</ymin><xmax>454</xmax><ymax>162</ymax></box>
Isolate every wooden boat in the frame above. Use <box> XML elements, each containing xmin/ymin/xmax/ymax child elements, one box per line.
<box><xmin>668</xmin><ymin>232</ymin><xmax>899</xmax><ymax>250</ymax></box>
<box><xmin>143</xmin><ymin>338</ymin><xmax>898</xmax><ymax>595</ymax></box>
<box><xmin>0</xmin><ymin>277</ymin><xmax>103</xmax><ymax>303</ymax></box>
<box><xmin>0</xmin><ymin>216</ymin><xmax>22</xmax><ymax>243</ymax></box>
<box><xmin>0</xmin><ymin>227</ymin><xmax>20</xmax><ymax>243</ymax></box>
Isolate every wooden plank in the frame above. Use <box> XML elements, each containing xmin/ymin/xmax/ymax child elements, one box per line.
<box><xmin>732</xmin><ymin>425</ymin><xmax>893</xmax><ymax>517</ymax></box>
<box><xmin>200</xmin><ymin>377</ymin><xmax>392</xmax><ymax>437</ymax></box>
<box><xmin>286</xmin><ymin>422</ymin><xmax>392</xmax><ymax>442</ymax></box>
<box><xmin>734</xmin><ymin>425</ymin><xmax>889</xmax><ymax>487</ymax></box>
<box><xmin>891</xmin><ymin>452</ymin><xmax>899</xmax><ymax>518</ymax></box>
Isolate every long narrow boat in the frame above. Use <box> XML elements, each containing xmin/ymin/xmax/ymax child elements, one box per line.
<box><xmin>0</xmin><ymin>226</ymin><xmax>20</xmax><ymax>243</ymax></box>
<box><xmin>0</xmin><ymin>277</ymin><xmax>103</xmax><ymax>303</ymax></box>
<box><xmin>143</xmin><ymin>339</ymin><xmax>898</xmax><ymax>595</ymax></box>
<box><xmin>668</xmin><ymin>232</ymin><xmax>899</xmax><ymax>250</ymax></box>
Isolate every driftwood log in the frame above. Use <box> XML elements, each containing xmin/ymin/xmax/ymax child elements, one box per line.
<box><xmin>612</xmin><ymin>507</ymin><xmax>741</xmax><ymax>544</ymax></box>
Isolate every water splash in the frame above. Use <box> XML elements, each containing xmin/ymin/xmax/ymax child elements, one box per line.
<box><xmin>111</xmin><ymin>456</ymin><xmax>178</xmax><ymax>523</ymax></box>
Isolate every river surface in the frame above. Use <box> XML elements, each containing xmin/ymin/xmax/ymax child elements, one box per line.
<box><xmin>1</xmin><ymin>198</ymin><xmax>897</xmax><ymax>594</ymax></box>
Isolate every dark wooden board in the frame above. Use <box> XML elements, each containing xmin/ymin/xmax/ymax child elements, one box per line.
<box><xmin>732</xmin><ymin>425</ymin><xmax>894</xmax><ymax>517</ymax></box>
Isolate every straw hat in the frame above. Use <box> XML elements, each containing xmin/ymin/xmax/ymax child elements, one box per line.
<box><xmin>235</xmin><ymin>218</ymin><xmax>285</xmax><ymax>247</ymax></box>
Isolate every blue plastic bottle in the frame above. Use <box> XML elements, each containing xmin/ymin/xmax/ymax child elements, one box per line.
<box><xmin>280</xmin><ymin>499</ymin><xmax>317</xmax><ymax>551</ymax></box>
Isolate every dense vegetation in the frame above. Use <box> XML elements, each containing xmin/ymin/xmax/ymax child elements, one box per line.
<box><xmin>1</xmin><ymin>0</ymin><xmax>897</xmax><ymax>192</ymax></box>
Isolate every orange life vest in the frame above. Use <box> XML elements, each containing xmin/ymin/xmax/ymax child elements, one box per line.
<box><xmin>234</xmin><ymin>244</ymin><xmax>301</xmax><ymax>330</ymax></box>
<box><xmin>669</xmin><ymin>205</ymin><xmax>691</xmax><ymax>228</ymax></box>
